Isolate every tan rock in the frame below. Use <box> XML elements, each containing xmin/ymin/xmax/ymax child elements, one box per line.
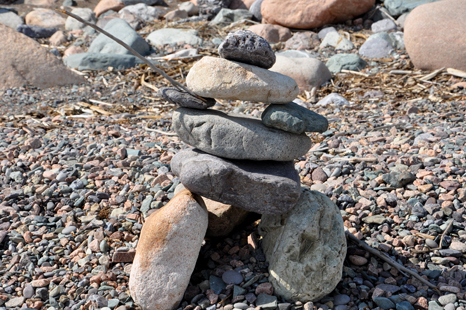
<box><xmin>186</xmin><ymin>56</ymin><xmax>299</xmax><ymax>103</ymax></box>
<box><xmin>94</xmin><ymin>0</ymin><xmax>125</xmax><ymax>17</ymax></box>
<box><xmin>49</xmin><ymin>31</ymin><xmax>67</xmax><ymax>46</ymax></box>
<box><xmin>0</xmin><ymin>24</ymin><xmax>84</xmax><ymax>90</ymax></box>
<box><xmin>164</xmin><ymin>9</ymin><xmax>188</xmax><ymax>20</ymax></box>
<box><xmin>63</xmin><ymin>46</ymin><xmax>85</xmax><ymax>58</ymax></box>
<box><xmin>204</xmin><ymin>198</ymin><xmax>250</xmax><ymax>238</ymax></box>
<box><xmin>25</xmin><ymin>9</ymin><xmax>66</xmax><ymax>28</ymax></box>
<box><xmin>247</xmin><ymin>24</ymin><xmax>291</xmax><ymax>44</ymax></box>
<box><xmin>261</xmin><ymin>0</ymin><xmax>374</xmax><ymax>29</ymax></box>
<box><xmin>129</xmin><ymin>189</ymin><xmax>208</xmax><ymax>310</ymax></box>
<box><xmin>269</xmin><ymin>55</ymin><xmax>332</xmax><ymax>93</ymax></box>
<box><xmin>404</xmin><ymin>0</ymin><xmax>466</xmax><ymax>71</ymax></box>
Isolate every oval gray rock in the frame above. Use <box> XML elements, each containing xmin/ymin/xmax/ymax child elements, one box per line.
<box><xmin>158</xmin><ymin>87</ymin><xmax>216</xmax><ymax>109</ymax></box>
<box><xmin>171</xmin><ymin>148</ymin><xmax>301</xmax><ymax>215</ymax></box>
<box><xmin>172</xmin><ymin>108</ymin><xmax>312</xmax><ymax>161</ymax></box>
<box><xmin>258</xmin><ymin>189</ymin><xmax>346</xmax><ymax>301</ymax></box>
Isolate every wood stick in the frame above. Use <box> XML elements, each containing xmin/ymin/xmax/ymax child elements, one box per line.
<box><xmin>345</xmin><ymin>230</ymin><xmax>439</xmax><ymax>292</ymax></box>
<box><xmin>144</xmin><ymin>127</ymin><xmax>178</xmax><ymax>136</ymax></box>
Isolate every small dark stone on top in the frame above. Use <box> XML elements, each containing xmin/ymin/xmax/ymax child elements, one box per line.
<box><xmin>158</xmin><ymin>87</ymin><xmax>216</xmax><ymax>109</ymax></box>
<box><xmin>218</xmin><ymin>30</ymin><xmax>276</xmax><ymax>69</ymax></box>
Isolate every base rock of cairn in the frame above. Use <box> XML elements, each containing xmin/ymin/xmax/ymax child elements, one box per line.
<box><xmin>130</xmin><ymin>30</ymin><xmax>345</xmax><ymax>309</ymax></box>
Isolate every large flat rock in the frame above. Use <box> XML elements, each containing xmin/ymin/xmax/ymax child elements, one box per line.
<box><xmin>186</xmin><ymin>56</ymin><xmax>299</xmax><ymax>103</ymax></box>
<box><xmin>172</xmin><ymin>108</ymin><xmax>312</xmax><ymax>161</ymax></box>
<box><xmin>171</xmin><ymin>148</ymin><xmax>301</xmax><ymax>215</ymax></box>
<box><xmin>259</xmin><ymin>189</ymin><xmax>347</xmax><ymax>301</ymax></box>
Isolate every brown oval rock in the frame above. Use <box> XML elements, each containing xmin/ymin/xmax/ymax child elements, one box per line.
<box><xmin>25</xmin><ymin>9</ymin><xmax>66</xmax><ymax>28</ymax></box>
<box><xmin>94</xmin><ymin>0</ymin><xmax>125</xmax><ymax>18</ymax></box>
<box><xmin>348</xmin><ymin>255</ymin><xmax>367</xmax><ymax>266</ymax></box>
<box><xmin>129</xmin><ymin>189</ymin><xmax>208</xmax><ymax>310</ymax></box>
<box><xmin>247</xmin><ymin>24</ymin><xmax>291</xmax><ymax>44</ymax></box>
<box><xmin>261</xmin><ymin>0</ymin><xmax>374</xmax><ymax>29</ymax></box>
<box><xmin>404</xmin><ymin>0</ymin><xmax>466</xmax><ymax>71</ymax></box>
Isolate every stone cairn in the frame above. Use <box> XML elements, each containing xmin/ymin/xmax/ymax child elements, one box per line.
<box><xmin>129</xmin><ymin>30</ymin><xmax>347</xmax><ymax>310</ymax></box>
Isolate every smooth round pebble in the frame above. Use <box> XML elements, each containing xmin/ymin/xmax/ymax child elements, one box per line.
<box><xmin>222</xmin><ymin>270</ymin><xmax>243</xmax><ymax>285</ymax></box>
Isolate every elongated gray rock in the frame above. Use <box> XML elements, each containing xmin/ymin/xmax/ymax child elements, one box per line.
<box><xmin>218</xmin><ymin>30</ymin><xmax>276</xmax><ymax>69</ymax></box>
<box><xmin>259</xmin><ymin>189</ymin><xmax>346</xmax><ymax>302</ymax></box>
<box><xmin>172</xmin><ymin>108</ymin><xmax>312</xmax><ymax>161</ymax></box>
<box><xmin>158</xmin><ymin>87</ymin><xmax>216</xmax><ymax>109</ymax></box>
<box><xmin>171</xmin><ymin>148</ymin><xmax>301</xmax><ymax>215</ymax></box>
<box><xmin>186</xmin><ymin>56</ymin><xmax>299</xmax><ymax>103</ymax></box>
<box><xmin>261</xmin><ymin>102</ymin><xmax>328</xmax><ymax>134</ymax></box>
<box><xmin>129</xmin><ymin>189</ymin><xmax>208</xmax><ymax>310</ymax></box>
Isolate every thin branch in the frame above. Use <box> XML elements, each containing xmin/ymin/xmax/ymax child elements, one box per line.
<box><xmin>144</xmin><ymin>126</ymin><xmax>178</xmax><ymax>136</ymax></box>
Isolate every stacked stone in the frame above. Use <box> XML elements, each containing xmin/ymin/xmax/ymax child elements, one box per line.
<box><xmin>130</xmin><ymin>30</ymin><xmax>346</xmax><ymax>310</ymax></box>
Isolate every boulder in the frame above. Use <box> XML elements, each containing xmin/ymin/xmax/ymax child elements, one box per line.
<box><xmin>269</xmin><ymin>55</ymin><xmax>331</xmax><ymax>92</ymax></box>
<box><xmin>285</xmin><ymin>31</ymin><xmax>320</xmax><ymax>51</ymax></box>
<box><xmin>404</xmin><ymin>0</ymin><xmax>466</xmax><ymax>71</ymax></box>
<box><xmin>172</xmin><ymin>108</ymin><xmax>312</xmax><ymax>161</ymax></box>
<box><xmin>146</xmin><ymin>28</ymin><xmax>202</xmax><ymax>46</ymax></box>
<box><xmin>261</xmin><ymin>0</ymin><xmax>375</xmax><ymax>29</ymax></box>
<box><xmin>89</xmin><ymin>18</ymin><xmax>150</xmax><ymax>55</ymax></box>
<box><xmin>171</xmin><ymin>148</ymin><xmax>301</xmax><ymax>214</ymax></box>
<box><xmin>94</xmin><ymin>0</ymin><xmax>125</xmax><ymax>17</ymax></box>
<box><xmin>186</xmin><ymin>56</ymin><xmax>299</xmax><ymax>103</ymax></box>
<box><xmin>0</xmin><ymin>24</ymin><xmax>84</xmax><ymax>90</ymax></box>
<box><xmin>129</xmin><ymin>189</ymin><xmax>208</xmax><ymax>310</ymax></box>
<box><xmin>326</xmin><ymin>54</ymin><xmax>367</xmax><ymax>74</ymax></box>
<box><xmin>218</xmin><ymin>30</ymin><xmax>276</xmax><ymax>69</ymax></box>
<box><xmin>247</xmin><ymin>24</ymin><xmax>292</xmax><ymax>44</ymax></box>
<box><xmin>25</xmin><ymin>9</ymin><xmax>65</xmax><ymax>28</ymax></box>
<box><xmin>258</xmin><ymin>189</ymin><xmax>346</xmax><ymax>301</ymax></box>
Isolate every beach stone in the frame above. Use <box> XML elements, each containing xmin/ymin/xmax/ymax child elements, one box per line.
<box><xmin>25</xmin><ymin>9</ymin><xmax>65</xmax><ymax>28</ymax></box>
<box><xmin>89</xmin><ymin>18</ymin><xmax>150</xmax><ymax>55</ymax></box>
<box><xmin>0</xmin><ymin>8</ymin><xmax>24</xmax><ymax>29</ymax></box>
<box><xmin>261</xmin><ymin>0</ymin><xmax>374</xmax><ymax>29</ymax></box>
<box><xmin>397</xmin><ymin>13</ymin><xmax>409</xmax><ymax>28</ymax></box>
<box><xmin>222</xmin><ymin>270</ymin><xmax>243</xmax><ymax>284</ymax></box>
<box><xmin>269</xmin><ymin>55</ymin><xmax>331</xmax><ymax>92</ymax></box>
<box><xmin>248</xmin><ymin>24</ymin><xmax>292</xmax><ymax>44</ymax></box>
<box><xmin>186</xmin><ymin>56</ymin><xmax>299</xmax><ymax>103</ymax></box>
<box><xmin>171</xmin><ymin>148</ymin><xmax>301</xmax><ymax>214</ymax></box>
<box><xmin>119</xmin><ymin>3</ymin><xmax>166</xmax><ymax>21</ymax></box>
<box><xmin>218</xmin><ymin>30</ymin><xmax>276</xmax><ymax>69</ymax></box>
<box><xmin>261</xmin><ymin>102</ymin><xmax>328</xmax><ymax>134</ymax></box>
<box><xmin>179</xmin><ymin>1</ymin><xmax>198</xmax><ymax>15</ymax></box>
<box><xmin>164</xmin><ymin>9</ymin><xmax>188</xmax><ymax>20</ymax></box>
<box><xmin>24</xmin><ymin>0</ymin><xmax>58</xmax><ymax>5</ymax></box>
<box><xmin>210</xmin><ymin>8</ymin><xmax>252</xmax><ymax>26</ymax></box>
<box><xmin>129</xmin><ymin>189</ymin><xmax>208</xmax><ymax>310</ymax></box>
<box><xmin>326</xmin><ymin>54</ymin><xmax>367</xmax><ymax>74</ymax></box>
<box><xmin>158</xmin><ymin>87</ymin><xmax>216</xmax><ymax>109</ymax></box>
<box><xmin>277</xmin><ymin>50</ymin><xmax>317</xmax><ymax>58</ymax></box>
<box><xmin>373</xmin><ymin>297</ymin><xmax>395</xmax><ymax>310</ymax></box>
<box><xmin>172</xmin><ymin>108</ymin><xmax>311</xmax><ymax>161</ymax></box>
<box><xmin>0</xmin><ymin>24</ymin><xmax>84</xmax><ymax>89</ymax></box>
<box><xmin>198</xmin><ymin>0</ymin><xmax>231</xmax><ymax>19</ymax></box>
<box><xmin>203</xmin><ymin>197</ymin><xmax>250</xmax><ymax>237</ymax></box>
<box><xmin>5</xmin><ymin>297</ymin><xmax>24</xmax><ymax>308</ymax></box>
<box><xmin>94</xmin><ymin>0</ymin><xmax>125</xmax><ymax>17</ymax></box>
<box><xmin>259</xmin><ymin>189</ymin><xmax>346</xmax><ymax>302</ymax></box>
<box><xmin>320</xmin><ymin>32</ymin><xmax>354</xmax><ymax>51</ymax></box>
<box><xmin>438</xmin><ymin>294</ymin><xmax>456</xmax><ymax>306</ymax></box>
<box><xmin>359</xmin><ymin>35</ymin><xmax>393</xmax><ymax>59</ymax></box>
<box><xmin>120</xmin><ymin>0</ymin><xmax>166</xmax><ymax>5</ymax></box>
<box><xmin>64</xmin><ymin>45</ymin><xmax>85</xmax><ymax>57</ymax></box>
<box><xmin>318</xmin><ymin>26</ymin><xmax>337</xmax><ymax>39</ymax></box>
<box><xmin>65</xmin><ymin>8</ymin><xmax>97</xmax><ymax>32</ymax></box>
<box><xmin>382</xmin><ymin>171</ymin><xmax>416</xmax><ymax>188</ymax></box>
<box><xmin>50</xmin><ymin>30</ymin><xmax>67</xmax><ymax>46</ymax></box>
<box><xmin>64</xmin><ymin>53</ymin><xmax>144</xmax><ymax>70</ymax></box>
<box><xmin>285</xmin><ymin>31</ymin><xmax>320</xmax><ymax>51</ymax></box>
<box><xmin>256</xmin><ymin>294</ymin><xmax>278</xmax><ymax>309</ymax></box>
<box><xmin>316</xmin><ymin>93</ymin><xmax>350</xmax><ymax>106</ymax></box>
<box><xmin>17</xmin><ymin>25</ymin><xmax>57</xmax><ymax>38</ymax></box>
<box><xmin>249</xmin><ymin>0</ymin><xmax>263</xmax><ymax>20</ymax></box>
<box><xmin>334</xmin><ymin>295</ymin><xmax>350</xmax><ymax>306</ymax></box>
<box><xmin>371</xmin><ymin>18</ymin><xmax>397</xmax><ymax>33</ymax></box>
<box><xmin>428</xmin><ymin>301</ymin><xmax>443</xmax><ymax>310</ymax></box>
<box><xmin>384</xmin><ymin>0</ymin><xmax>440</xmax><ymax>17</ymax></box>
<box><xmin>404</xmin><ymin>0</ymin><xmax>466</xmax><ymax>71</ymax></box>
<box><xmin>146</xmin><ymin>28</ymin><xmax>202</xmax><ymax>47</ymax></box>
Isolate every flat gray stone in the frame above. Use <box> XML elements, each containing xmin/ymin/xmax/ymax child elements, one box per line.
<box><xmin>209</xmin><ymin>8</ymin><xmax>253</xmax><ymax>26</ymax></box>
<box><xmin>371</xmin><ymin>18</ymin><xmax>397</xmax><ymax>33</ymax></box>
<box><xmin>119</xmin><ymin>3</ymin><xmax>166</xmax><ymax>21</ymax></box>
<box><xmin>158</xmin><ymin>87</ymin><xmax>215</xmax><ymax>109</ymax></box>
<box><xmin>318</xmin><ymin>26</ymin><xmax>337</xmax><ymax>39</ymax></box>
<box><xmin>171</xmin><ymin>148</ymin><xmax>301</xmax><ymax>215</ymax></box>
<box><xmin>65</xmin><ymin>8</ymin><xmax>96</xmax><ymax>33</ymax></box>
<box><xmin>172</xmin><ymin>108</ymin><xmax>312</xmax><ymax>161</ymax></box>
<box><xmin>438</xmin><ymin>294</ymin><xmax>457</xmax><ymax>306</ymax></box>
<box><xmin>89</xmin><ymin>18</ymin><xmax>150</xmax><ymax>55</ymax></box>
<box><xmin>259</xmin><ymin>189</ymin><xmax>346</xmax><ymax>302</ymax></box>
<box><xmin>218</xmin><ymin>29</ymin><xmax>275</xmax><ymax>69</ymax></box>
<box><xmin>316</xmin><ymin>93</ymin><xmax>350</xmax><ymax>107</ymax></box>
<box><xmin>261</xmin><ymin>102</ymin><xmax>328</xmax><ymax>134</ymax></box>
<box><xmin>320</xmin><ymin>32</ymin><xmax>354</xmax><ymax>51</ymax></box>
<box><xmin>382</xmin><ymin>170</ymin><xmax>416</xmax><ymax>188</ymax></box>
<box><xmin>222</xmin><ymin>270</ymin><xmax>243</xmax><ymax>284</ymax></box>
<box><xmin>0</xmin><ymin>8</ymin><xmax>24</xmax><ymax>29</ymax></box>
<box><xmin>256</xmin><ymin>294</ymin><xmax>278</xmax><ymax>310</ymax></box>
<box><xmin>359</xmin><ymin>35</ymin><xmax>394</xmax><ymax>59</ymax></box>
<box><xmin>373</xmin><ymin>297</ymin><xmax>395</xmax><ymax>310</ymax></box>
<box><xmin>146</xmin><ymin>28</ymin><xmax>202</xmax><ymax>47</ymax></box>
<box><xmin>326</xmin><ymin>53</ymin><xmax>367</xmax><ymax>74</ymax></box>
<box><xmin>64</xmin><ymin>53</ymin><xmax>144</xmax><ymax>70</ymax></box>
<box><xmin>389</xmin><ymin>31</ymin><xmax>405</xmax><ymax>50</ymax></box>
<box><xmin>277</xmin><ymin>50</ymin><xmax>318</xmax><ymax>58</ymax></box>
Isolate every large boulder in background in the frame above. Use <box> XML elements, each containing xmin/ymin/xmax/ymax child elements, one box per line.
<box><xmin>259</xmin><ymin>189</ymin><xmax>346</xmax><ymax>302</ymax></box>
<box><xmin>404</xmin><ymin>0</ymin><xmax>466</xmax><ymax>71</ymax></box>
<box><xmin>0</xmin><ymin>24</ymin><xmax>84</xmax><ymax>90</ymax></box>
<box><xmin>261</xmin><ymin>0</ymin><xmax>375</xmax><ymax>29</ymax></box>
